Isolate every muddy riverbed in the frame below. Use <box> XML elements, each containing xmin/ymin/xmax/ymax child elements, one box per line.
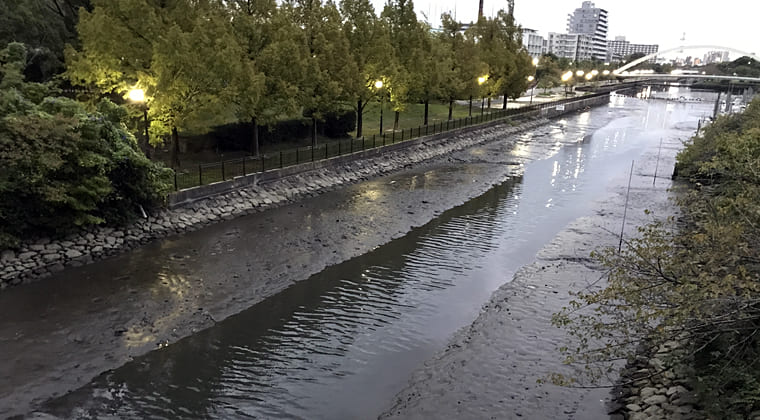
<box><xmin>1</xmin><ymin>92</ymin><xmax>713</xmax><ymax>418</ymax></box>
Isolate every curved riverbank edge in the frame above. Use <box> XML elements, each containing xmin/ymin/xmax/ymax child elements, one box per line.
<box><xmin>380</xmin><ymin>115</ymin><xmax>688</xmax><ymax>419</ymax></box>
<box><xmin>0</xmin><ymin>95</ymin><xmax>609</xmax><ymax>290</ymax></box>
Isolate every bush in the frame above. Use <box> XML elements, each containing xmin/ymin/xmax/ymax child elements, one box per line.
<box><xmin>0</xmin><ymin>92</ymin><xmax>172</xmax><ymax>248</ymax></box>
<box><xmin>321</xmin><ymin>109</ymin><xmax>356</xmax><ymax>138</ymax></box>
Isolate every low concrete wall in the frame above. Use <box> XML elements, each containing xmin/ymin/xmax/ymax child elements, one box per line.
<box><xmin>169</xmin><ymin>93</ymin><xmax>610</xmax><ymax>208</ymax></box>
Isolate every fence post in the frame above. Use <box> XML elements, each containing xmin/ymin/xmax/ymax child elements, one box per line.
<box><xmin>199</xmin><ymin>164</ymin><xmax>202</xmax><ymax>186</ymax></box>
<box><xmin>261</xmin><ymin>156</ymin><xmax>265</xmax><ymax>172</ymax></box>
<box><xmin>311</xmin><ymin>146</ymin><xmax>314</xmax><ymax>162</ymax></box>
<box><xmin>280</xmin><ymin>151</ymin><xmax>283</xmax><ymax>168</ymax></box>
<box><xmin>174</xmin><ymin>171</ymin><xmax>178</xmax><ymax>191</ymax></box>
<box><xmin>338</xmin><ymin>140</ymin><xmax>341</xmax><ymax>156</ymax></box>
<box><xmin>243</xmin><ymin>156</ymin><xmax>246</xmax><ymax>176</ymax></box>
<box><xmin>325</xmin><ymin>144</ymin><xmax>328</xmax><ymax>159</ymax></box>
<box><xmin>351</xmin><ymin>138</ymin><xmax>354</xmax><ymax>153</ymax></box>
<box><xmin>221</xmin><ymin>160</ymin><xmax>225</xmax><ymax>181</ymax></box>
<box><xmin>296</xmin><ymin>149</ymin><xmax>299</xmax><ymax>164</ymax></box>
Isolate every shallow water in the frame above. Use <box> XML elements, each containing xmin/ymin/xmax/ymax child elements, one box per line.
<box><xmin>39</xmin><ymin>93</ymin><xmax>714</xmax><ymax>419</ymax></box>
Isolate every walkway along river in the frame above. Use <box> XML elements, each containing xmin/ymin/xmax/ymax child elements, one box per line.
<box><xmin>3</xmin><ymin>90</ymin><xmax>714</xmax><ymax>418</ymax></box>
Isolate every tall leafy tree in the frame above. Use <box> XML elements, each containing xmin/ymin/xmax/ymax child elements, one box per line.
<box><xmin>438</xmin><ymin>13</ymin><xmax>486</xmax><ymax>120</ymax></box>
<box><xmin>381</xmin><ymin>0</ymin><xmax>423</xmax><ymax>130</ymax></box>
<box><xmin>0</xmin><ymin>0</ymin><xmax>92</xmax><ymax>81</ymax></box>
<box><xmin>340</xmin><ymin>0</ymin><xmax>394</xmax><ymax>138</ymax></box>
<box><xmin>283</xmin><ymin>0</ymin><xmax>357</xmax><ymax>146</ymax></box>
<box><xmin>227</xmin><ymin>0</ymin><xmax>304</xmax><ymax>156</ymax></box>
<box><xmin>469</xmin><ymin>9</ymin><xmax>531</xmax><ymax>109</ymax></box>
<box><xmin>67</xmin><ymin>0</ymin><xmax>240</xmax><ymax>168</ymax></box>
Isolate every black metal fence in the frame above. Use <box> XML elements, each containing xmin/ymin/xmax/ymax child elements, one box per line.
<box><xmin>172</xmin><ymin>92</ymin><xmax>611</xmax><ymax>191</ymax></box>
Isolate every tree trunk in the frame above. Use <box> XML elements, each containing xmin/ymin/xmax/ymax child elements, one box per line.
<box><xmin>171</xmin><ymin>126</ymin><xmax>180</xmax><ymax>169</ymax></box>
<box><xmin>251</xmin><ymin>116</ymin><xmax>260</xmax><ymax>157</ymax></box>
<box><xmin>394</xmin><ymin>111</ymin><xmax>400</xmax><ymax>130</ymax></box>
<box><xmin>448</xmin><ymin>100</ymin><xmax>453</xmax><ymax>120</ymax></box>
<box><xmin>487</xmin><ymin>97</ymin><xmax>491</xmax><ymax>110</ymax></box>
<box><xmin>468</xmin><ymin>96</ymin><xmax>473</xmax><ymax>116</ymax></box>
<box><xmin>424</xmin><ymin>100</ymin><xmax>429</xmax><ymax>126</ymax></box>
<box><xmin>311</xmin><ymin>117</ymin><xmax>317</xmax><ymax>147</ymax></box>
<box><xmin>356</xmin><ymin>99</ymin><xmax>363</xmax><ymax>138</ymax></box>
<box><xmin>502</xmin><ymin>96</ymin><xmax>508</xmax><ymax>109</ymax></box>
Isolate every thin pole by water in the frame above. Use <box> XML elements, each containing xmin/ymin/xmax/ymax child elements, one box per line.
<box><xmin>619</xmin><ymin>160</ymin><xmax>635</xmax><ymax>253</ymax></box>
<box><xmin>653</xmin><ymin>138</ymin><xmax>663</xmax><ymax>187</ymax></box>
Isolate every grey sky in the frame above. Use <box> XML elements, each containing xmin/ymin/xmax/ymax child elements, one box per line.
<box><xmin>369</xmin><ymin>0</ymin><xmax>759</xmax><ymax>57</ymax></box>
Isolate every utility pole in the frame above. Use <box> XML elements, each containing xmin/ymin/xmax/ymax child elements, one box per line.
<box><xmin>478</xmin><ymin>0</ymin><xmax>484</xmax><ymax>19</ymax></box>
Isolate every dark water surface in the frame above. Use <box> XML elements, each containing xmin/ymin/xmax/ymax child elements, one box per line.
<box><xmin>39</xmin><ymin>94</ymin><xmax>711</xmax><ymax>419</ymax></box>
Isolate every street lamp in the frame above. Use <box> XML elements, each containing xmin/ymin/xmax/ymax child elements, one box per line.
<box><xmin>478</xmin><ymin>76</ymin><xmax>487</xmax><ymax>116</ymax></box>
<box><xmin>602</xmin><ymin>70</ymin><xmax>611</xmax><ymax>76</ymax></box>
<box><xmin>128</xmin><ymin>88</ymin><xmax>150</xmax><ymax>158</ymax></box>
<box><xmin>561</xmin><ymin>71</ymin><xmax>573</xmax><ymax>97</ymax></box>
<box><xmin>576</xmin><ymin>70</ymin><xmax>585</xmax><ymax>77</ymax></box>
<box><xmin>532</xmin><ymin>57</ymin><xmax>539</xmax><ymax>67</ymax></box>
<box><xmin>375</xmin><ymin>80</ymin><xmax>384</xmax><ymax>134</ymax></box>
<box><xmin>527</xmin><ymin>75</ymin><xmax>535</xmax><ymax>104</ymax></box>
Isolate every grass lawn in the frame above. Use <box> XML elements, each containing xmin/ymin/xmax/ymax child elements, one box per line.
<box><xmin>355</xmin><ymin>100</ymin><xmax>487</xmax><ymax>137</ymax></box>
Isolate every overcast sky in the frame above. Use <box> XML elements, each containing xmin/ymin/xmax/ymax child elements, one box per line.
<box><xmin>369</xmin><ymin>0</ymin><xmax>759</xmax><ymax>57</ymax></box>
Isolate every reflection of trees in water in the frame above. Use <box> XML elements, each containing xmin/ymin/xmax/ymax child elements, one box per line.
<box><xmin>40</xmin><ymin>175</ymin><xmax>523</xmax><ymax>418</ymax></box>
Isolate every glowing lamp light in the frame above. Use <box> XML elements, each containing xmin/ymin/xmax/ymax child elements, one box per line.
<box><xmin>561</xmin><ymin>71</ymin><xmax>573</xmax><ymax>82</ymax></box>
<box><xmin>532</xmin><ymin>57</ymin><xmax>539</xmax><ymax>66</ymax></box>
<box><xmin>591</xmin><ymin>69</ymin><xmax>599</xmax><ymax>76</ymax></box>
<box><xmin>585</xmin><ymin>73</ymin><xmax>593</xmax><ymax>80</ymax></box>
<box><xmin>478</xmin><ymin>76</ymin><xmax>488</xmax><ymax>85</ymax></box>
<box><xmin>603</xmin><ymin>70</ymin><xmax>611</xmax><ymax>76</ymax></box>
<box><xmin>128</xmin><ymin>88</ymin><xmax>145</xmax><ymax>102</ymax></box>
<box><xmin>576</xmin><ymin>70</ymin><xmax>585</xmax><ymax>77</ymax></box>
<box><xmin>374</xmin><ymin>80</ymin><xmax>384</xmax><ymax>89</ymax></box>
<box><xmin>527</xmin><ymin>75</ymin><xmax>535</xmax><ymax>82</ymax></box>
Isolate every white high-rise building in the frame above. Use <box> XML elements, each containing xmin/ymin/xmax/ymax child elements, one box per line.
<box><xmin>547</xmin><ymin>32</ymin><xmax>595</xmax><ymax>62</ymax></box>
<box><xmin>567</xmin><ymin>1</ymin><xmax>608</xmax><ymax>61</ymax></box>
<box><xmin>607</xmin><ymin>36</ymin><xmax>659</xmax><ymax>62</ymax></box>
<box><xmin>521</xmin><ymin>28</ymin><xmax>546</xmax><ymax>58</ymax></box>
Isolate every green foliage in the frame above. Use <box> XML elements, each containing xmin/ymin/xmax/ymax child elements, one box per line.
<box><xmin>553</xmin><ymin>97</ymin><xmax>760</xmax><ymax>417</ymax></box>
<box><xmin>0</xmin><ymin>72</ymin><xmax>172</xmax><ymax>248</ymax></box>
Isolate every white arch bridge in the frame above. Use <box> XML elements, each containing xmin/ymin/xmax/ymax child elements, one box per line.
<box><xmin>614</xmin><ymin>44</ymin><xmax>760</xmax><ymax>75</ymax></box>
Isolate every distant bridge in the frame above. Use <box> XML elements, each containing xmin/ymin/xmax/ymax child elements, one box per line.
<box><xmin>615</xmin><ymin>45</ymin><xmax>760</xmax><ymax>74</ymax></box>
<box><xmin>617</xmin><ymin>74</ymin><xmax>760</xmax><ymax>84</ymax></box>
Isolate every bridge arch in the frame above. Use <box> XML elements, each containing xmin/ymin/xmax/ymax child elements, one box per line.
<box><xmin>614</xmin><ymin>45</ymin><xmax>760</xmax><ymax>74</ymax></box>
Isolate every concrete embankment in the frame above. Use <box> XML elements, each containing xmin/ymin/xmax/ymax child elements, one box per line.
<box><xmin>0</xmin><ymin>95</ymin><xmax>609</xmax><ymax>290</ymax></box>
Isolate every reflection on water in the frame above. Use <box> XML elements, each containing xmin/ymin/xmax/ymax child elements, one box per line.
<box><xmin>40</xmin><ymin>96</ymin><xmax>712</xmax><ymax>419</ymax></box>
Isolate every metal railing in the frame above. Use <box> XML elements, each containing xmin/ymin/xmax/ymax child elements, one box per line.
<box><xmin>172</xmin><ymin>92</ymin><xmax>611</xmax><ymax>191</ymax></box>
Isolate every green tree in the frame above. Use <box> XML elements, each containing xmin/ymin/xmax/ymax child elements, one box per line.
<box><xmin>0</xmin><ymin>0</ymin><xmax>92</xmax><ymax>81</ymax></box>
<box><xmin>283</xmin><ymin>0</ymin><xmax>357</xmax><ymax>146</ymax></box>
<box><xmin>227</xmin><ymin>0</ymin><xmax>304</xmax><ymax>156</ymax></box>
<box><xmin>382</xmin><ymin>0</ymin><xmax>423</xmax><ymax>130</ymax></box>
<box><xmin>67</xmin><ymin>0</ymin><xmax>239</xmax><ymax>168</ymax></box>
<box><xmin>340</xmin><ymin>0</ymin><xmax>394</xmax><ymax>138</ymax></box>
<box><xmin>438</xmin><ymin>13</ymin><xmax>487</xmax><ymax>120</ymax></box>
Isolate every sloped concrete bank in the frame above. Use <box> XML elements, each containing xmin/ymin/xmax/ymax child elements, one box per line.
<box><xmin>0</xmin><ymin>95</ymin><xmax>609</xmax><ymax>290</ymax></box>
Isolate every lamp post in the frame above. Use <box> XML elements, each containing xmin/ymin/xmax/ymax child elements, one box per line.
<box><xmin>375</xmin><ymin>80</ymin><xmax>384</xmax><ymax>134</ymax></box>
<box><xmin>561</xmin><ymin>71</ymin><xmax>573</xmax><ymax>98</ymax></box>
<box><xmin>478</xmin><ymin>76</ymin><xmax>487</xmax><ymax>117</ymax></box>
<box><xmin>527</xmin><ymin>75</ymin><xmax>535</xmax><ymax>105</ymax></box>
<box><xmin>128</xmin><ymin>88</ymin><xmax>150</xmax><ymax>158</ymax></box>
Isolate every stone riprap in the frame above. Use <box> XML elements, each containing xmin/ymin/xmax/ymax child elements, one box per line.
<box><xmin>0</xmin><ymin>119</ymin><xmax>551</xmax><ymax>290</ymax></box>
<box><xmin>613</xmin><ymin>340</ymin><xmax>703</xmax><ymax>420</ymax></box>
